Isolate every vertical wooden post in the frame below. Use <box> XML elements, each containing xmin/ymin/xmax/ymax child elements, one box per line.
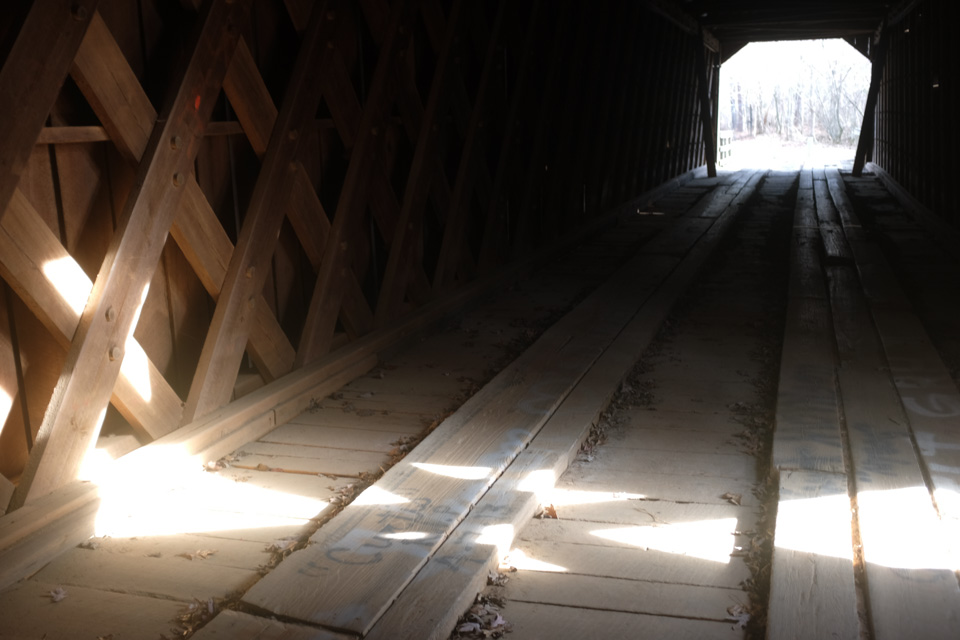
<box><xmin>853</xmin><ymin>25</ymin><xmax>890</xmax><ymax>177</ymax></box>
<box><xmin>694</xmin><ymin>26</ymin><xmax>717</xmax><ymax>178</ymax></box>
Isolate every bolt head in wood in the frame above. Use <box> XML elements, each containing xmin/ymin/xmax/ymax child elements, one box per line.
<box><xmin>109</xmin><ymin>346</ymin><xmax>122</xmax><ymax>361</ymax></box>
<box><xmin>170</xmin><ymin>135</ymin><xmax>182</xmax><ymax>150</ymax></box>
<box><xmin>172</xmin><ymin>172</ymin><xmax>185</xmax><ymax>187</ymax></box>
<box><xmin>105</xmin><ymin>307</ymin><xmax>116</xmax><ymax>322</ymax></box>
<box><xmin>245</xmin><ymin>266</ymin><xmax>255</xmax><ymax>278</ymax></box>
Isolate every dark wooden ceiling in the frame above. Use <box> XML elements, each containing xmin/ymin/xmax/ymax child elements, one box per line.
<box><xmin>675</xmin><ymin>0</ymin><xmax>892</xmax><ymax>42</ymax></box>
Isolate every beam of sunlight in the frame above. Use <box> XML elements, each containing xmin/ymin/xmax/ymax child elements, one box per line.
<box><xmin>591</xmin><ymin>519</ymin><xmax>738</xmax><ymax>564</ymax></box>
<box><xmin>411</xmin><ymin>462</ymin><xmax>491</xmax><ymax>480</ymax></box>
<box><xmin>119</xmin><ymin>339</ymin><xmax>152</xmax><ymax>402</ymax></box>
<box><xmin>88</xmin><ymin>444</ymin><xmax>328</xmax><ymax>538</ymax></box>
<box><xmin>774</xmin><ymin>492</ymin><xmax>853</xmax><ymax>560</ymax></box>
<box><xmin>476</xmin><ymin>523</ymin><xmax>514</xmax><ymax>564</ymax></box>
<box><xmin>934</xmin><ymin>488</ymin><xmax>959</xmax><ymax>520</ymax></box>
<box><xmin>0</xmin><ymin>386</ymin><xmax>11</xmax><ymax>424</ymax></box>
<box><xmin>857</xmin><ymin>487</ymin><xmax>958</xmax><ymax>571</ymax></box>
<box><xmin>352</xmin><ymin>485</ymin><xmax>410</xmax><ymax>507</ymax></box>
<box><xmin>381</xmin><ymin>531</ymin><xmax>430</xmax><ymax>541</ymax></box>
<box><xmin>503</xmin><ymin>547</ymin><xmax>567</xmax><ymax>573</ymax></box>
<box><xmin>517</xmin><ymin>469</ymin><xmax>556</xmax><ymax>506</ymax></box>
<box><xmin>42</xmin><ymin>257</ymin><xmax>92</xmax><ymax>315</ymax></box>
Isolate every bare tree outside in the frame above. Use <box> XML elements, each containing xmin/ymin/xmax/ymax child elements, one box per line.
<box><xmin>718</xmin><ymin>40</ymin><xmax>870</xmax><ymax>168</ymax></box>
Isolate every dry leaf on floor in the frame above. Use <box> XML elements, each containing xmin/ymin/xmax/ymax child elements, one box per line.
<box><xmin>721</xmin><ymin>492</ymin><xmax>742</xmax><ymax>505</ymax></box>
<box><xmin>178</xmin><ymin>549</ymin><xmax>216</xmax><ymax>561</ymax></box>
<box><xmin>49</xmin><ymin>586</ymin><xmax>67</xmax><ymax>602</ymax></box>
<box><xmin>726</xmin><ymin>603</ymin><xmax>750</xmax><ymax>629</ymax></box>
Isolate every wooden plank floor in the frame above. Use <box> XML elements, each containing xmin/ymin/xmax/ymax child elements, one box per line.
<box><xmin>477</xmin><ymin>171</ymin><xmax>794</xmax><ymax>639</ymax></box>
<box><xmin>4</xmin><ymin>165</ymin><xmax>960</xmax><ymax>639</ymax></box>
<box><xmin>0</xmin><ymin>174</ymin><xmax>694</xmax><ymax>639</ymax></box>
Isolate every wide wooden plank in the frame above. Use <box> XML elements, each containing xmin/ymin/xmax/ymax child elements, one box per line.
<box><xmin>10</xmin><ymin>0</ymin><xmax>250</xmax><ymax>508</ymax></box>
<box><xmin>560</xmin><ymin>464</ymin><xmax>758</xmax><ymax>507</ymax></box>
<box><xmin>768</xmin><ymin>470</ymin><xmax>860</xmax><ymax>640</ymax></box>
<box><xmin>503</xmin><ymin>570</ymin><xmax>740</xmax><ymax>622</ymax></box>
<box><xmin>827</xmin><ymin>265</ymin><xmax>960</xmax><ymax>639</ymax></box>
<box><xmin>0</xmin><ymin>581</ymin><xmax>181</xmax><ymax>640</ymax></box>
<box><xmin>365</xmin><ymin>450</ymin><xmax>565</xmax><ymax>640</ymax></box>
<box><xmin>772</xmin><ymin>296</ymin><xmax>845</xmax><ymax>473</ymax></box>
<box><xmin>0</xmin><ymin>482</ymin><xmax>99</xmax><ymax>591</ymax></box>
<box><xmin>0</xmin><ymin>0</ymin><xmax>99</xmax><ymax>219</ymax></box>
<box><xmin>501</xmin><ymin>601</ymin><xmax>741</xmax><ymax>640</ymax></box>
<box><xmin>32</xmin><ymin>544</ymin><xmax>260</xmax><ymax>602</ymax></box>
<box><xmin>259</xmin><ymin>422</ymin><xmax>401</xmax><ymax>453</ymax></box>
<box><xmin>288</xmin><ymin>409</ymin><xmax>429</xmax><ymax>435</ymax></box>
<box><xmin>182</xmin><ymin>0</ymin><xmax>345</xmax><ymax>423</ymax></box>
<box><xmin>510</xmin><ymin>534</ymin><xmax>750</xmax><ymax>590</ymax></box>
<box><xmin>192</xmin><ymin>610</ymin><xmax>352</xmax><ymax>640</ymax></box>
<box><xmin>243</xmin><ymin>174</ymin><xmax>760</xmax><ymax>633</ymax></box>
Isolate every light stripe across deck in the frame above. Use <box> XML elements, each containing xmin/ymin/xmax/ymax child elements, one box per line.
<box><xmin>823</xmin><ymin>195</ymin><xmax>960</xmax><ymax>636</ymax></box>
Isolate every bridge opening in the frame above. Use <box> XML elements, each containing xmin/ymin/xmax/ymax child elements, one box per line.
<box><xmin>717</xmin><ymin>39</ymin><xmax>871</xmax><ymax>170</ymax></box>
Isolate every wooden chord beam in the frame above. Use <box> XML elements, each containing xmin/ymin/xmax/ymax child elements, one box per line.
<box><xmin>9</xmin><ymin>0</ymin><xmax>251</xmax><ymax>508</ymax></box>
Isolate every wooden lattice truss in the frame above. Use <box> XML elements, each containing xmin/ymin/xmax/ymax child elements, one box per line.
<box><xmin>0</xmin><ymin>0</ymin><xmax>718</xmax><ymax>513</ymax></box>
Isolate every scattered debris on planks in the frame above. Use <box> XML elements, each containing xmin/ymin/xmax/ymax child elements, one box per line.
<box><xmin>450</xmin><ymin>594</ymin><xmax>512</xmax><ymax>639</ymax></box>
<box><xmin>48</xmin><ymin>585</ymin><xmax>67</xmax><ymax>602</ymax></box>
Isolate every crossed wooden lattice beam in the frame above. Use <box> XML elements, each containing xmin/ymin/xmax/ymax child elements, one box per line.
<box><xmin>0</xmin><ymin>0</ymin><xmax>548</xmax><ymax>508</ymax></box>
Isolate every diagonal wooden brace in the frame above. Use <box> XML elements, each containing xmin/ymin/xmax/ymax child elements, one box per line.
<box><xmin>9</xmin><ymin>0</ymin><xmax>251</xmax><ymax>509</ymax></box>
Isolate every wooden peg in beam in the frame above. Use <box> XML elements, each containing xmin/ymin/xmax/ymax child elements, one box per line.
<box><xmin>8</xmin><ymin>0</ymin><xmax>251</xmax><ymax>509</ymax></box>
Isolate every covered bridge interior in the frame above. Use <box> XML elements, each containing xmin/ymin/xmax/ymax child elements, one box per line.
<box><xmin>0</xmin><ymin>0</ymin><xmax>958</xmax><ymax>638</ymax></box>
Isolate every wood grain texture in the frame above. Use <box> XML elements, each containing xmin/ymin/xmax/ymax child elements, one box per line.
<box><xmin>827</xmin><ymin>264</ymin><xmax>960</xmax><ymax>639</ymax></box>
<box><xmin>0</xmin><ymin>0</ymin><xmax>99</xmax><ymax>219</ymax></box>
<box><xmin>182</xmin><ymin>0</ymin><xmax>344</xmax><ymax>423</ymax></box>
<box><xmin>72</xmin><ymin>15</ymin><xmax>296</xmax><ymax>383</ymax></box>
<box><xmin>10</xmin><ymin>0</ymin><xmax>250</xmax><ymax>508</ymax></box>
<box><xmin>767</xmin><ymin>470</ymin><xmax>859</xmax><ymax>640</ymax></box>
